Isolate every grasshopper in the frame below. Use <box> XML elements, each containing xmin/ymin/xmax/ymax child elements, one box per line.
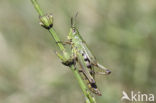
<box><xmin>62</xmin><ymin>16</ymin><xmax>111</xmax><ymax>96</ymax></box>
<box><xmin>39</xmin><ymin>14</ymin><xmax>111</xmax><ymax>96</ymax></box>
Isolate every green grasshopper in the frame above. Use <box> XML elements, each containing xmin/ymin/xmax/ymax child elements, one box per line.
<box><xmin>39</xmin><ymin>14</ymin><xmax>111</xmax><ymax>96</ymax></box>
<box><xmin>64</xmin><ymin>17</ymin><xmax>111</xmax><ymax>96</ymax></box>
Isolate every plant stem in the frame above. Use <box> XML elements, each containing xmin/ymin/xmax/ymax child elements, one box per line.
<box><xmin>31</xmin><ymin>0</ymin><xmax>44</xmax><ymax>16</ymax></box>
<box><xmin>30</xmin><ymin>0</ymin><xmax>96</xmax><ymax>103</ymax></box>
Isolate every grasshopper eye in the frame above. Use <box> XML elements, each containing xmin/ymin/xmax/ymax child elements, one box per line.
<box><xmin>72</xmin><ymin>28</ymin><xmax>76</xmax><ymax>34</ymax></box>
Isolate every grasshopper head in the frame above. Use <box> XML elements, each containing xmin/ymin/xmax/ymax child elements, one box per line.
<box><xmin>68</xmin><ymin>17</ymin><xmax>79</xmax><ymax>40</ymax></box>
<box><xmin>68</xmin><ymin>27</ymin><xmax>79</xmax><ymax>40</ymax></box>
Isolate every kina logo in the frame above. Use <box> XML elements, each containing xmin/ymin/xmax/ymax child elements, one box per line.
<box><xmin>121</xmin><ymin>91</ymin><xmax>155</xmax><ymax>102</ymax></box>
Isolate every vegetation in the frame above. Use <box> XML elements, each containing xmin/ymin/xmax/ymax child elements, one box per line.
<box><xmin>0</xmin><ymin>0</ymin><xmax>156</xmax><ymax>103</ymax></box>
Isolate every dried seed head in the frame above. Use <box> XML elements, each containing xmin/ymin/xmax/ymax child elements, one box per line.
<box><xmin>39</xmin><ymin>13</ymin><xmax>53</xmax><ymax>29</ymax></box>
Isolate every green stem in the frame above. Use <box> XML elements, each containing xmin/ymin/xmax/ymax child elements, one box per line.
<box><xmin>49</xmin><ymin>29</ymin><xmax>65</xmax><ymax>52</ymax></box>
<box><xmin>31</xmin><ymin>0</ymin><xmax>44</xmax><ymax>16</ymax></box>
<box><xmin>31</xmin><ymin>0</ymin><xmax>96</xmax><ymax>103</ymax></box>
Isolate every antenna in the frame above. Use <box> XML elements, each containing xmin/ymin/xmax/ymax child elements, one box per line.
<box><xmin>74</xmin><ymin>12</ymin><xmax>78</xmax><ymax>20</ymax></box>
<box><xmin>71</xmin><ymin>17</ymin><xmax>74</xmax><ymax>28</ymax></box>
<box><xmin>71</xmin><ymin>12</ymin><xmax>78</xmax><ymax>28</ymax></box>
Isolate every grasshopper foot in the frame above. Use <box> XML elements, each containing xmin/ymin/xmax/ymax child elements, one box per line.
<box><xmin>56</xmin><ymin>41</ymin><xmax>71</xmax><ymax>45</ymax></box>
<box><xmin>62</xmin><ymin>59</ymin><xmax>75</xmax><ymax>67</ymax></box>
<box><xmin>106</xmin><ymin>69</ymin><xmax>111</xmax><ymax>74</ymax></box>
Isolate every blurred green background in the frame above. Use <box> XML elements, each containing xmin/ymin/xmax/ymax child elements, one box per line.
<box><xmin>0</xmin><ymin>0</ymin><xmax>156</xmax><ymax>103</ymax></box>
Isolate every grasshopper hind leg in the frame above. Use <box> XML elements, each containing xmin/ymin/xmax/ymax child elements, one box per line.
<box><xmin>79</xmin><ymin>69</ymin><xmax>102</xmax><ymax>96</ymax></box>
<box><xmin>93</xmin><ymin>63</ymin><xmax>111</xmax><ymax>75</ymax></box>
<box><xmin>89</xmin><ymin>82</ymin><xmax>102</xmax><ymax>96</ymax></box>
